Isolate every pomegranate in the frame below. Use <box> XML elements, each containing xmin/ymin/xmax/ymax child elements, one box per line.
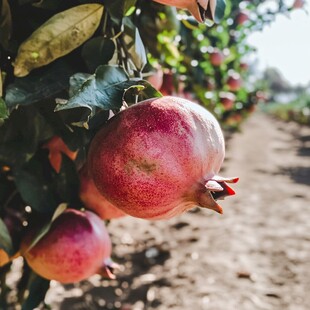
<box><xmin>88</xmin><ymin>96</ymin><xmax>238</xmax><ymax>220</ymax></box>
<box><xmin>43</xmin><ymin>136</ymin><xmax>78</xmax><ymax>173</ymax></box>
<box><xmin>219</xmin><ymin>91</ymin><xmax>236</xmax><ymax>110</ymax></box>
<box><xmin>209</xmin><ymin>49</ymin><xmax>225</xmax><ymax>66</ymax></box>
<box><xmin>227</xmin><ymin>71</ymin><xmax>242</xmax><ymax>92</ymax></box>
<box><xmin>235</xmin><ymin>10</ymin><xmax>250</xmax><ymax>25</ymax></box>
<box><xmin>79</xmin><ymin>165</ymin><xmax>126</xmax><ymax>220</ymax></box>
<box><xmin>21</xmin><ymin>209</ymin><xmax>113</xmax><ymax>283</ymax></box>
<box><xmin>240</xmin><ymin>62</ymin><xmax>249</xmax><ymax>71</ymax></box>
<box><xmin>152</xmin><ymin>0</ymin><xmax>216</xmax><ymax>23</ymax></box>
<box><xmin>293</xmin><ymin>0</ymin><xmax>305</xmax><ymax>9</ymax></box>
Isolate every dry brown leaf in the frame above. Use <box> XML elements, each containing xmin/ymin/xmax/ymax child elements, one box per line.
<box><xmin>14</xmin><ymin>4</ymin><xmax>104</xmax><ymax>77</ymax></box>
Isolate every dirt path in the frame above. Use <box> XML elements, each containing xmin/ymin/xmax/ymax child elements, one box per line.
<box><xmin>44</xmin><ymin>111</ymin><xmax>310</xmax><ymax>309</ymax></box>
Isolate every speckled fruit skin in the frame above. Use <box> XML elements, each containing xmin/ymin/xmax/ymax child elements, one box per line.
<box><xmin>79</xmin><ymin>165</ymin><xmax>126</xmax><ymax>220</ymax></box>
<box><xmin>88</xmin><ymin>96</ymin><xmax>227</xmax><ymax>220</ymax></box>
<box><xmin>22</xmin><ymin>209</ymin><xmax>111</xmax><ymax>283</ymax></box>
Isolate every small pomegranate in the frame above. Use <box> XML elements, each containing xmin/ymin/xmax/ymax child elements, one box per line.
<box><xmin>240</xmin><ymin>62</ymin><xmax>249</xmax><ymax>71</ymax></box>
<box><xmin>293</xmin><ymin>0</ymin><xmax>305</xmax><ymax>9</ymax></box>
<box><xmin>219</xmin><ymin>91</ymin><xmax>236</xmax><ymax>110</ymax></box>
<box><xmin>235</xmin><ymin>10</ymin><xmax>250</xmax><ymax>25</ymax></box>
<box><xmin>43</xmin><ymin>136</ymin><xmax>78</xmax><ymax>173</ymax></box>
<box><xmin>79</xmin><ymin>165</ymin><xmax>126</xmax><ymax>220</ymax></box>
<box><xmin>227</xmin><ymin>72</ymin><xmax>242</xmax><ymax>92</ymax></box>
<box><xmin>153</xmin><ymin>0</ymin><xmax>216</xmax><ymax>23</ymax></box>
<box><xmin>21</xmin><ymin>209</ymin><xmax>113</xmax><ymax>283</ymax></box>
<box><xmin>88</xmin><ymin>96</ymin><xmax>238</xmax><ymax>220</ymax></box>
<box><xmin>209</xmin><ymin>49</ymin><xmax>225</xmax><ymax>66</ymax></box>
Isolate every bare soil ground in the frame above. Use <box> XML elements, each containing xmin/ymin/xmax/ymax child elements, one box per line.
<box><xmin>10</xmin><ymin>111</ymin><xmax>310</xmax><ymax>309</ymax></box>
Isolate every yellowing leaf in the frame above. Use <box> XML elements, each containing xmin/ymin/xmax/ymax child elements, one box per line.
<box><xmin>14</xmin><ymin>4</ymin><xmax>104</xmax><ymax>77</ymax></box>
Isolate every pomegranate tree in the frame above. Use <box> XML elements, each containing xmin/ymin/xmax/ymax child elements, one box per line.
<box><xmin>0</xmin><ymin>0</ymin><xmax>297</xmax><ymax>306</ymax></box>
<box><xmin>21</xmin><ymin>209</ymin><xmax>113</xmax><ymax>283</ymax></box>
<box><xmin>88</xmin><ymin>96</ymin><xmax>238</xmax><ymax>220</ymax></box>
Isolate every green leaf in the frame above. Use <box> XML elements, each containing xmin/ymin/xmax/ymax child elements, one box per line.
<box><xmin>32</xmin><ymin>0</ymin><xmax>63</xmax><ymax>10</ymax></box>
<box><xmin>123</xmin><ymin>18</ymin><xmax>147</xmax><ymax>71</ymax></box>
<box><xmin>33</xmin><ymin>99</ymin><xmax>91</xmax><ymax>152</ymax></box>
<box><xmin>55</xmin><ymin>65</ymin><xmax>129</xmax><ymax>125</ymax></box>
<box><xmin>106</xmin><ymin>0</ymin><xmax>137</xmax><ymax>23</ymax></box>
<box><xmin>81</xmin><ymin>37</ymin><xmax>116</xmax><ymax>72</ymax></box>
<box><xmin>55</xmin><ymin>65</ymin><xmax>162</xmax><ymax>126</ymax></box>
<box><xmin>0</xmin><ymin>98</ymin><xmax>9</xmax><ymax>120</ymax></box>
<box><xmin>0</xmin><ymin>0</ymin><xmax>12</xmax><ymax>49</ymax></box>
<box><xmin>54</xmin><ymin>155</ymin><xmax>80</xmax><ymax>204</ymax></box>
<box><xmin>14</xmin><ymin>4</ymin><xmax>104</xmax><ymax>77</ymax></box>
<box><xmin>5</xmin><ymin>60</ymin><xmax>75</xmax><ymax>108</ymax></box>
<box><xmin>214</xmin><ymin>0</ymin><xmax>226</xmax><ymax>23</ymax></box>
<box><xmin>13</xmin><ymin>151</ymin><xmax>59</xmax><ymax>214</ymax></box>
<box><xmin>69</xmin><ymin>73</ymin><xmax>92</xmax><ymax>97</ymax></box>
<box><xmin>0</xmin><ymin>218</ymin><xmax>13</xmax><ymax>256</ymax></box>
<box><xmin>21</xmin><ymin>273</ymin><xmax>50</xmax><ymax>310</ymax></box>
<box><xmin>0</xmin><ymin>106</ymin><xmax>53</xmax><ymax>166</ymax></box>
<box><xmin>123</xmin><ymin>80</ymin><xmax>162</xmax><ymax>105</ymax></box>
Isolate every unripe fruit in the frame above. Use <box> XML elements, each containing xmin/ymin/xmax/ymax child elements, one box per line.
<box><xmin>21</xmin><ymin>209</ymin><xmax>112</xmax><ymax>283</ymax></box>
<box><xmin>88</xmin><ymin>96</ymin><xmax>238</xmax><ymax>220</ymax></box>
<box><xmin>79</xmin><ymin>165</ymin><xmax>126</xmax><ymax>220</ymax></box>
<box><xmin>43</xmin><ymin>136</ymin><xmax>78</xmax><ymax>173</ymax></box>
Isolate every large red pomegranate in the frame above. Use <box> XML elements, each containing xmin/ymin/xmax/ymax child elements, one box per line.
<box><xmin>79</xmin><ymin>165</ymin><xmax>126</xmax><ymax>220</ymax></box>
<box><xmin>21</xmin><ymin>209</ymin><xmax>112</xmax><ymax>283</ymax></box>
<box><xmin>88</xmin><ymin>96</ymin><xmax>238</xmax><ymax>220</ymax></box>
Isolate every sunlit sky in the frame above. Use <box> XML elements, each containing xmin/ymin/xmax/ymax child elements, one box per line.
<box><xmin>247</xmin><ymin>4</ymin><xmax>310</xmax><ymax>86</ymax></box>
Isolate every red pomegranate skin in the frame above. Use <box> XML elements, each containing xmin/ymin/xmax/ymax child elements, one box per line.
<box><xmin>88</xmin><ymin>96</ymin><xmax>231</xmax><ymax>220</ymax></box>
<box><xmin>22</xmin><ymin>209</ymin><xmax>111</xmax><ymax>283</ymax></box>
<box><xmin>79</xmin><ymin>165</ymin><xmax>126</xmax><ymax>220</ymax></box>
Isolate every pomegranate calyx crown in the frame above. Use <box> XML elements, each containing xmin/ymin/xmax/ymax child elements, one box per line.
<box><xmin>197</xmin><ymin>176</ymin><xmax>238</xmax><ymax>214</ymax></box>
<box><xmin>96</xmin><ymin>258</ymin><xmax>121</xmax><ymax>280</ymax></box>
